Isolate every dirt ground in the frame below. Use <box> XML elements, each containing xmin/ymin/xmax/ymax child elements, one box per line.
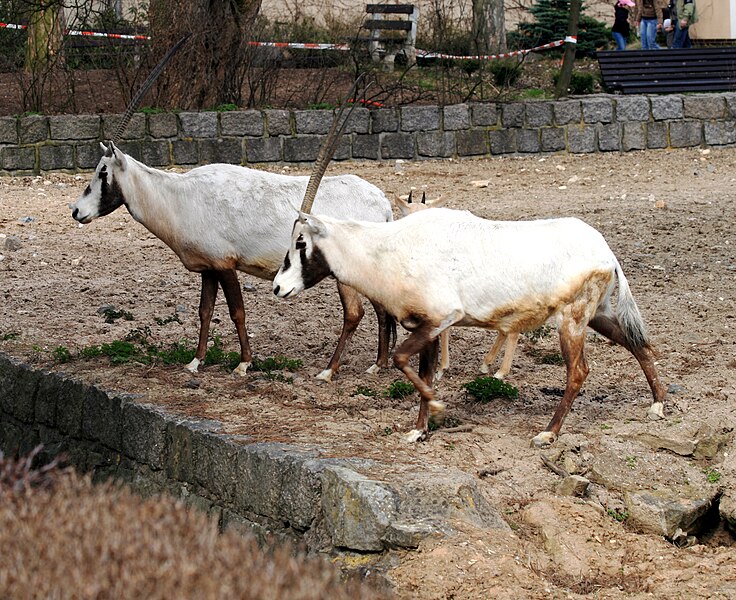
<box><xmin>2</xmin><ymin>147</ymin><xmax>736</xmax><ymax>598</ymax></box>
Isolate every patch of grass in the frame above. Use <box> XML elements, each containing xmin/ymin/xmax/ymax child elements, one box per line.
<box><xmin>156</xmin><ymin>341</ymin><xmax>196</xmax><ymax>365</ymax></box>
<box><xmin>52</xmin><ymin>346</ymin><xmax>72</xmax><ymax>363</ymax></box>
<box><xmin>99</xmin><ymin>306</ymin><xmax>134</xmax><ymax>324</ymax></box>
<box><xmin>306</xmin><ymin>101</ymin><xmax>336</xmax><ymax>110</ymax></box>
<box><xmin>1</xmin><ymin>332</ymin><xmax>20</xmax><ymax>341</ymax></box>
<box><xmin>462</xmin><ymin>376</ymin><xmax>518</xmax><ymax>402</ymax></box>
<box><xmin>138</xmin><ymin>106</ymin><xmax>166</xmax><ymax>115</ymax></box>
<box><xmin>704</xmin><ymin>468</ymin><xmax>721</xmax><ymax>484</ymax></box>
<box><xmin>607</xmin><ymin>508</ymin><xmax>629</xmax><ymax>523</ymax></box>
<box><xmin>214</xmin><ymin>103</ymin><xmax>239</xmax><ymax>112</ymax></box>
<box><xmin>385</xmin><ymin>380</ymin><xmax>415</xmax><ymax>399</ymax></box>
<box><xmin>625</xmin><ymin>456</ymin><xmax>637</xmax><ymax>469</ymax></box>
<box><xmin>251</xmin><ymin>356</ymin><xmax>303</xmax><ymax>372</ymax></box>
<box><xmin>600</xmin><ymin>423</ymin><xmax>613</xmax><ymax>430</ymax></box>
<box><xmin>155</xmin><ymin>313</ymin><xmax>182</xmax><ymax>326</ymax></box>
<box><xmin>353</xmin><ymin>385</ymin><xmax>377</xmax><ymax>397</ymax></box>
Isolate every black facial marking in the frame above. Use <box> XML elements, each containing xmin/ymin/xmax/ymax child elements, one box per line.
<box><xmin>300</xmin><ymin>244</ymin><xmax>331</xmax><ymax>289</ymax></box>
<box><xmin>282</xmin><ymin>251</ymin><xmax>291</xmax><ymax>272</ymax></box>
<box><xmin>295</xmin><ymin>234</ymin><xmax>306</xmax><ymax>250</ymax></box>
<box><xmin>96</xmin><ymin>174</ymin><xmax>126</xmax><ymax>217</ymax></box>
<box><xmin>83</xmin><ymin>185</ymin><xmax>92</xmax><ymax>196</ymax></box>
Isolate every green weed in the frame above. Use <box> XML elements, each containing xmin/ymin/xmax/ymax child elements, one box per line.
<box><xmin>99</xmin><ymin>307</ymin><xmax>134</xmax><ymax>324</ymax></box>
<box><xmin>607</xmin><ymin>508</ymin><xmax>629</xmax><ymax>522</ymax></box>
<box><xmin>385</xmin><ymin>380</ymin><xmax>415</xmax><ymax>399</ymax></box>
<box><xmin>155</xmin><ymin>313</ymin><xmax>183</xmax><ymax>326</ymax></box>
<box><xmin>251</xmin><ymin>356</ymin><xmax>303</xmax><ymax>372</ymax></box>
<box><xmin>462</xmin><ymin>376</ymin><xmax>518</xmax><ymax>402</ymax></box>
<box><xmin>1</xmin><ymin>332</ymin><xmax>20</xmax><ymax>341</ymax></box>
<box><xmin>52</xmin><ymin>346</ymin><xmax>72</xmax><ymax>363</ymax></box>
<box><xmin>353</xmin><ymin>385</ymin><xmax>377</xmax><ymax>397</ymax></box>
<box><xmin>704</xmin><ymin>468</ymin><xmax>722</xmax><ymax>484</ymax></box>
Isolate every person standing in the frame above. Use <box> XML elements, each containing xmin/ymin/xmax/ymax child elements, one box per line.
<box><xmin>672</xmin><ymin>0</ymin><xmax>697</xmax><ymax>48</ymax></box>
<box><xmin>634</xmin><ymin>0</ymin><xmax>664</xmax><ymax>50</ymax></box>
<box><xmin>612</xmin><ymin>0</ymin><xmax>635</xmax><ymax>51</ymax></box>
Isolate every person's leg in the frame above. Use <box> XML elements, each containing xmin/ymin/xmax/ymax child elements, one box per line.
<box><xmin>613</xmin><ymin>31</ymin><xmax>627</xmax><ymax>50</ymax></box>
<box><xmin>639</xmin><ymin>20</ymin><xmax>649</xmax><ymax>49</ymax></box>
<box><xmin>647</xmin><ymin>19</ymin><xmax>661</xmax><ymax>49</ymax></box>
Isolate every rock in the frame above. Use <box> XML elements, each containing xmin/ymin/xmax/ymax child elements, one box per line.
<box><xmin>624</xmin><ymin>490</ymin><xmax>714</xmax><ymax>538</ymax></box>
<box><xmin>557</xmin><ymin>475</ymin><xmax>590</xmax><ymax>497</ymax></box>
<box><xmin>3</xmin><ymin>236</ymin><xmax>21</xmax><ymax>251</ymax></box>
<box><xmin>587</xmin><ymin>437</ymin><xmax>721</xmax><ymax>537</ymax></box>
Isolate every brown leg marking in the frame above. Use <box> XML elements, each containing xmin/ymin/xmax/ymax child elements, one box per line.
<box><xmin>439</xmin><ymin>330</ymin><xmax>450</xmax><ymax>373</ymax></box>
<box><xmin>589</xmin><ymin>315</ymin><xmax>667</xmax><ymax>404</ymax></box>
<box><xmin>544</xmin><ymin>315</ymin><xmax>590</xmax><ymax>439</ymax></box>
<box><xmin>369</xmin><ymin>300</ymin><xmax>395</xmax><ymax>369</ymax></box>
<box><xmin>321</xmin><ymin>282</ymin><xmax>365</xmax><ymax>379</ymax></box>
<box><xmin>217</xmin><ymin>269</ymin><xmax>252</xmax><ymax>368</ymax></box>
<box><xmin>393</xmin><ymin>324</ymin><xmax>436</xmax><ymax>436</ymax></box>
<box><xmin>194</xmin><ymin>270</ymin><xmax>219</xmax><ymax>363</ymax></box>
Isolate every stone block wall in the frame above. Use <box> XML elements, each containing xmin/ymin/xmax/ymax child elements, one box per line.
<box><xmin>1</xmin><ymin>93</ymin><xmax>736</xmax><ymax>173</ymax></box>
<box><xmin>0</xmin><ymin>353</ymin><xmax>509</xmax><ymax>555</ymax></box>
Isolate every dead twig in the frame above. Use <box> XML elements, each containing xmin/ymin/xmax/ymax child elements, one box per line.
<box><xmin>540</xmin><ymin>453</ymin><xmax>569</xmax><ymax>478</ymax></box>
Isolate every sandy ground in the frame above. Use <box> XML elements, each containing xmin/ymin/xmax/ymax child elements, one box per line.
<box><xmin>2</xmin><ymin>147</ymin><xmax>736</xmax><ymax>598</ymax></box>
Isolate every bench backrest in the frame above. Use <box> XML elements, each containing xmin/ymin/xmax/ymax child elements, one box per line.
<box><xmin>597</xmin><ymin>47</ymin><xmax>736</xmax><ymax>94</ymax></box>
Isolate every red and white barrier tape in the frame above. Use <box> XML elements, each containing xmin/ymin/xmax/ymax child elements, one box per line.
<box><xmin>417</xmin><ymin>37</ymin><xmax>576</xmax><ymax>61</ymax></box>
<box><xmin>1</xmin><ymin>21</ymin><xmax>150</xmax><ymax>40</ymax></box>
<box><xmin>1</xmin><ymin>22</ymin><xmax>577</xmax><ymax>60</ymax></box>
<box><xmin>246</xmin><ymin>40</ymin><xmax>350</xmax><ymax>51</ymax></box>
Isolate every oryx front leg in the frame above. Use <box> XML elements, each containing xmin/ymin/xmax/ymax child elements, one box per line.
<box><xmin>186</xmin><ymin>270</ymin><xmax>219</xmax><ymax>374</ymax></box>
<box><xmin>317</xmin><ymin>282</ymin><xmax>364</xmax><ymax>382</ymax></box>
<box><xmin>218</xmin><ymin>269</ymin><xmax>252</xmax><ymax>377</ymax></box>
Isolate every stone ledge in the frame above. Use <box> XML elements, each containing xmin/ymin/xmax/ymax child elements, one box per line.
<box><xmin>0</xmin><ymin>353</ymin><xmax>509</xmax><ymax>555</ymax></box>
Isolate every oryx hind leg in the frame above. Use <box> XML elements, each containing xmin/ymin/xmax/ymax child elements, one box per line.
<box><xmin>366</xmin><ymin>300</ymin><xmax>396</xmax><ymax>375</ymax></box>
<box><xmin>218</xmin><ymin>269</ymin><xmax>252</xmax><ymax>377</ymax></box>
<box><xmin>588</xmin><ymin>314</ymin><xmax>666</xmax><ymax>420</ymax></box>
<box><xmin>186</xmin><ymin>270</ymin><xmax>219</xmax><ymax>374</ymax></box>
<box><xmin>494</xmin><ymin>332</ymin><xmax>520</xmax><ymax>380</ymax></box>
<box><xmin>479</xmin><ymin>333</ymin><xmax>507</xmax><ymax>375</ymax></box>
<box><xmin>317</xmin><ymin>282</ymin><xmax>365</xmax><ymax>382</ymax></box>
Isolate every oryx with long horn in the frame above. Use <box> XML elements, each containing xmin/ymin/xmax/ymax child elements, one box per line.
<box><xmin>71</xmin><ymin>73</ymin><xmax>396</xmax><ymax>380</ymax></box>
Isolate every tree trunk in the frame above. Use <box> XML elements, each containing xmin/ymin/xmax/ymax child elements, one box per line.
<box><xmin>25</xmin><ymin>2</ymin><xmax>65</xmax><ymax>74</ymax></box>
<box><xmin>554</xmin><ymin>0</ymin><xmax>582</xmax><ymax>99</ymax></box>
<box><xmin>149</xmin><ymin>0</ymin><xmax>262</xmax><ymax>110</ymax></box>
<box><xmin>471</xmin><ymin>0</ymin><xmax>506</xmax><ymax>54</ymax></box>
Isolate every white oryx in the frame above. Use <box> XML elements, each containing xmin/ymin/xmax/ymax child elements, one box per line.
<box><xmin>273</xmin><ymin>206</ymin><xmax>667</xmax><ymax>447</ymax></box>
<box><xmin>394</xmin><ymin>190</ymin><xmax>520</xmax><ymax>382</ymax></box>
<box><xmin>70</xmin><ymin>141</ymin><xmax>395</xmax><ymax>381</ymax></box>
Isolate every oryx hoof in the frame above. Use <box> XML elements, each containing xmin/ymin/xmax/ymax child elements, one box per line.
<box><xmin>434</xmin><ymin>369</ymin><xmax>445</xmax><ymax>382</ymax></box>
<box><xmin>493</xmin><ymin>371</ymin><xmax>506</xmax><ymax>381</ymax></box>
<box><xmin>185</xmin><ymin>358</ymin><xmax>201</xmax><ymax>374</ymax></box>
<box><xmin>478</xmin><ymin>363</ymin><xmax>490</xmax><ymax>374</ymax></box>
<box><xmin>315</xmin><ymin>369</ymin><xmax>334</xmax><ymax>383</ymax></box>
<box><xmin>365</xmin><ymin>363</ymin><xmax>381</xmax><ymax>375</ymax></box>
<box><xmin>405</xmin><ymin>429</ymin><xmax>428</xmax><ymax>443</ymax></box>
<box><xmin>428</xmin><ymin>400</ymin><xmax>446</xmax><ymax>417</ymax></box>
<box><xmin>531</xmin><ymin>431</ymin><xmax>557</xmax><ymax>448</ymax></box>
<box><xmin>232</xmin><ymin>361</ymin><xmax>251</xmax><ymax>377</ymax></box>
<box><xmin>647</xmin><ymin>402</ymin><xmax>665</xmax><ymax>421</ymax></box>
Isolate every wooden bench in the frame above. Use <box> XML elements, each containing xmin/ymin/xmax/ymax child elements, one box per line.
<box><xmin>597</xmin><ymin>47</ymin><xmax>736</xmax><ymax>94</ymax></box>
<box><xmin>360</xmin><ymin>3</ymin><xmax>419</xmax><ymax>70</ymax></box>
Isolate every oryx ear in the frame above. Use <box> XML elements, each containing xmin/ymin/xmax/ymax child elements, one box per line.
<box><xmin>100</xmin><ymin>141</ymin><xmax>112</xmax><ymax>157</ymax></box>
<box><xmin>392</xmin><ymin>192</ymin><xmax>411</xmax><ymax>212</ymax></box>
<box><xmin>108</xmin><ymin>141</ymin><xmax>127</xmax><ymax>171</ymax></box>
<box><xmin>428</xmin><ymin>194</ymin><xmax>447</xmax><ymax>209</ymax></box>
<box><xmin>298</xmin><ymin>212</ymin><xmax>327</xmax><ymax>237</ymax></box>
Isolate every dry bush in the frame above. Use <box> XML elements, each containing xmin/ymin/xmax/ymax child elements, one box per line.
<box><xmin>0</xmin><ymin>449</ymin><xmax>389</xmax><ymax>600</ymax></box>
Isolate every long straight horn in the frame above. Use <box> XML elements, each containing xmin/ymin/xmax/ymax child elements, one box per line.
<box><xmin>300</xmin><ymin>73</ymin><xmax>368</xmax><ymax>214</ymax></box>
<box><xmin>112</xmin><ymin>34</ymin><xmax>191</xmax><ymax>144</ymax></box>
